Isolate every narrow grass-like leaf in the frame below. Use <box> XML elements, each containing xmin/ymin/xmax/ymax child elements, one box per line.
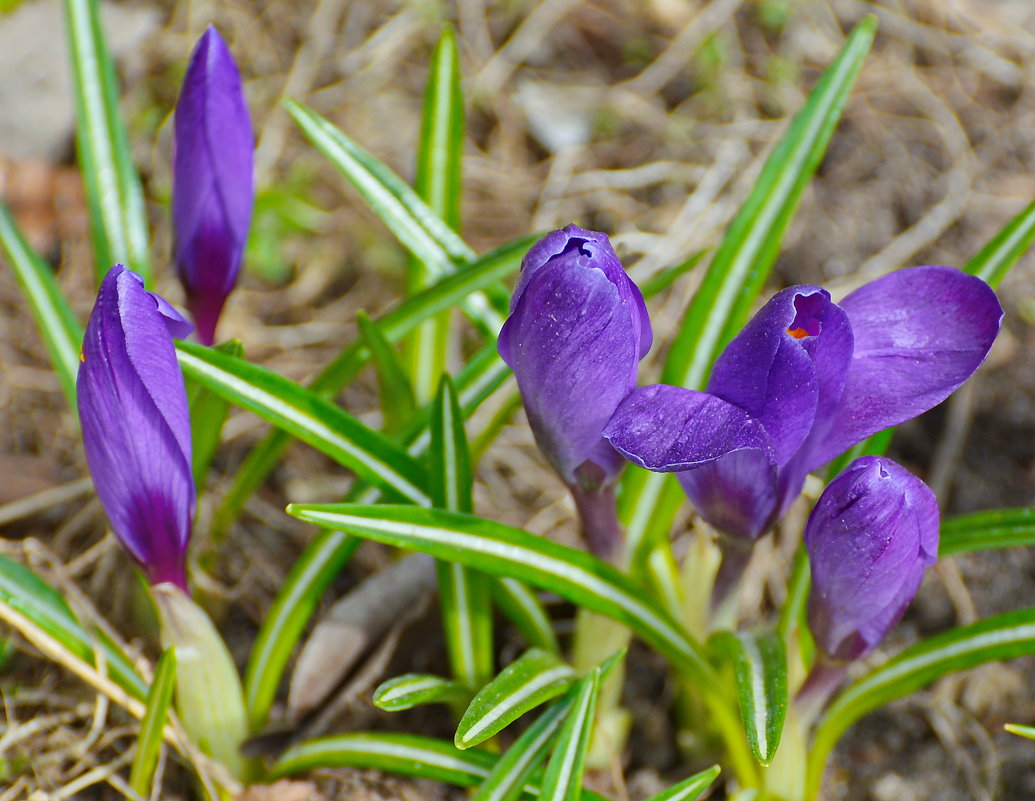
<box><xmin>129</xmin><ymin>648</ymin><xmax>176</xmax><ymax>797</ymax></box>
<box><xmin>710</xmin><ymin>630</ymin><xmax>787</xmax><ymax>766</ymax></box>
<box><xmin>358</xmin><ymin>311</ymin><xmax>416</xmax><ymax>435</ymax></box>
<box><xmin>456</xmin><ymin>648</ymin><xmax>576</xmax><ymax>749</ymax></box>
<box><xmin>0</xmin><ymin>554</ymin><xmax>146</xmax><ymax>699</ymax></box>
<box><xmin>175</xmin><ymin>341</ymin><xmax>430</xmax><ymax>506</ymax></box>
<box><xmin>538</xmin><ymin>667</ymin><xmax>600</xmax><ymax>801</ymax></box>
<box><xmin>64</xmin><ymin>0</ymin><xmax>150</xmax><ymax>284</ymax></box>
<box><xmin>808</xmin><ymin>607</ymin><xmax>1035</xmax><ymax>796</ymax></box>
<box><xmin>188</xmin><ymin>339</ymin><xmax>243</xmax><ymax>488</ymax></box>
<box><xmin>637</xmin><ymin>248</ymin><xmax>709</xmax><ymax>299</ymax></box>
<box><xmin>641</xmin><ymin>765</ymin><xmax>721</xmax><ymax>801</ymax></box>
<box><xmin>472</xmin><ymin>696</ymin><xmax>573</xmax><ymax>801</ymax></box>
<box><xmin>373</xmin><ymin>674</ymin><xmax>470</xmax><ymax>712</ymax></box>
<box><xmin>491</xmin><ymin>577</ymin><xmax>559</xmax><ymax>654</ymax></box>
<box><xmin>940</xmin><ymin>508</ymin><xmax>1035</xmax><ymax>556</ymax></box>
<box><xmin>243</xmin><ymin>531</ymin><xmax>359</xmax><ymax>731</ymax></box>
<box><xmin>1005</xmin><ymin>723</ymin><xmax>1035</xmax><ymax>740</ymax></box>
<box><xmin>432</xmin><ymin>376</ymin><xmax>494</xmax><ymax>689</ymax></box>
<box><xmin>621</xmin><ymin>16</ymin><xmax>878</xmax><ymax>569</ymax></box>
<box><xmin>213</xmin><ymin>237</ymin><xmax>528</xmax><ymax>532</ymax></box>
<box><xmin>776</xmin><ymin>547</ymin><xmax>810</xmax><ymax>647</ymax></box>
<box><xmin>965</xmin><ymin>196</ymin><xmax>1035</xmax><ymax>287</ymax></box>
<box><xmin>269</xmin><ymin>731</ymin><xmax>609</xmax><ymax>801</ymax></box>
<box><xmin>408</xmin><ymin>25</ymin><xmax>464</xmax><ymax>402</ymax></box>
<box><xmin>0</xmin><ymin>203</ymin><xmax>83</xmax><ymax>408</ymax></box>
<box><xmin>286</xmin><ymin>504</ymin><xmax>714</xmax><ymax>684</ymax></box>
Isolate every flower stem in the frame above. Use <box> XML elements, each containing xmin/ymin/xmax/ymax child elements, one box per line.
<box><xmin>710</xmin><ymin>539</ymin><xmax>753</xmax><ymax>628</ymax></box>
<box><xmin>794</xmin><ymin>657</ymin><xmax>848</xmax><ymax>728</ymax></box>
<box><xmin>569</xmin><ymin>483</ymin><xmax>623</xmax><ymax>562</ymax></box>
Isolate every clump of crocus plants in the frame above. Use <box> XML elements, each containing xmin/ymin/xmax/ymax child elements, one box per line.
<box><xmin>7</xmin><ymin>12</ymin><xmax>1035</xmax><ymax>801</ymax></box>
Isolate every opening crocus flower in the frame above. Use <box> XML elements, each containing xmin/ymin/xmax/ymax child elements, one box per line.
<box><xmin>604</xmin><ymin>266</ymin><xmax>1002</xmax><ymax>545</ymax></box>
<box><xmin>499</xmin><ymin>225</ymin><xmax>652</xmax><ymax>556</ymax></box>
<box><xmin>173</xmin><ymin>25</ymin><xmax>253</xmax><ymax>346</ymax></box>
<box><xmin>805</xmin><ymin>456</ymin><xmax>939</xmax><ymax>663</ymax></box>
<box><xmin>77</xmin><ymin>265</ymin><xmax>195</xmax><ymax>590</ymax></box>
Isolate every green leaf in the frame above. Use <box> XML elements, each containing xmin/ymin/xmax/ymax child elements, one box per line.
<box><xmin>490</xmin><ymin>577</ymin><xmax>559</xmax><ymax>654</ymax></box>
<box><xmin>471</xmin><ymin>697</ymin><xmax>573</xmax><ymax>801</ymax></box>
<box><xmin>372</xmin><ymin>673</ymin><xmax>469</xmax><ymax>712</ymax></box>
<box><xmin>243</xmin><ymin>530</ymin><xmax>359</xmax><ymax>731</ymax></box>
<box><xmin>641</xmin><ymin>765</ymin><xmax>721</xmax><ymax>801</ymax></box>
<box><xmin>357</xmin><ymin>312</ymin><xmax>416</xmax><ymax>435</ymax></box>
<box><xmin>129</xmin><ymin>648</ymin><xmax>176</xmax><ymax>797</ymax></box>
<box><xmin>538</xmin><ymin>667</ymin><xmax>600</xmax><ymax>801</ymax></box>
<box><xmin>0</xmin><ymin>203</ymin><xmax>83</xmax><ymax>409</ymax></box>
<box><xmin>188</xmin><ymin>339</ymin><xmax>244</xmax><ymax>487</ymax></box>
<box><xmin>268</xmin><ymin>731</ymin><xmax>609</xmax><ymax>801</ymax></box>
<box><xmin>0</xmin><ymin>554</ymin><xmax>146</xmax><ymax>699</ymax></box>
<box><xmin>621</xmin><ymin>15</ymin><xmax>878</xmax><ymax>569</ymax></box>
<box><xmin>808</xmin><ymin>607</ymin><xmax>1035</xmax><ymax>796</ymax></box>
<box><xmin>64</xmin><ymin>0</ymin><xmax>150</xmax><ymax>284</ymax></box>
<box><xmin>710</xmin><ymin>630</ymin><xmax>788</xmax><ymax>766</ymax></box>
<box><xmin>940</xmin><ymin>508</ymin><xmax>1035</xmax><ymax>556</ymax></box>
<box><xmin>1005</xmin><ymin>723</ymin><xmax>1035</xmax><ymax>740</ymax></box>
<box><xmin>285</xmin><ymin>504</ymin><xmax>714</xmax><ymax>685</ymax></box>
<box><xmin>965</xmin><ymin>196</ymin><xmax>1035</xmax><ymax>288</ymax></box>
<box><xmin>408</xmin><ymin>24</ymin><xmax>465</xmax><ymax>402</ymax></box>
<box><xmin>432</xmin><ymin>376</ymin><xmax>494</xmax><ymax>689</ymax></box>
<box><xmin>455</xmin><ymin>648</ymin><xmax>576</xmax><ymax>749</ymax></box>
<box><xmin>637</xmin><ymin>248</ymin><xmax>709</xmax><ymax>298</ymax></box>
<box><xmin>823</xmin><ymin>427</ymin><xmax>895</xmax><ymax>482</ymax></box>
<box><xmin>175</xmin><ymin>341</ymin><xmax>431</xmax><ymax>506</ymax></box>
<box><xmin>213</xmin><ymin>237</ymin><xmax>528</xmax><ymax>532</ymax></box>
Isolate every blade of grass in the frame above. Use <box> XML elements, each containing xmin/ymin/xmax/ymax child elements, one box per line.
<box><xmin>373</xmin><ymin>674</ymin><xmax>470</xmax><ymax>712</ymax></box>
<box><xmin>0</xmin><ymin>203</ymin><xmax>83</xmax><ymax>409</ymax></box>
<box><xmin>620</xmin><ymin>16</ymin><xmax>878</xmax><ymax>571</ymax></box>
<box><xmin>188</xmin><ymin>339</ymin><xmax>244</xmax><ymax>488</ymax></box>
<box><xmin>64</xmin><ymin>0</ymin><xmax>151</xmax><ymax>284</ymax></box>
<box><xmin>432</xmin><ymin>376</ymin><xmax>493</xmax><ymax>690</ymax></box>
<box><xmin>537</xmin><ymin>667</ymin><xmax>600</xmax><ymax>801</ymax></box>
<box><xmin>243</xmin><ymin>531</ymin><xmax>360</xmax><ymax>731</ymax></box>
<box><xmin>939</xmin><ymin>508</ymin><xmax>1035</xmax><ymax>556</ymax></box>
<box><xmin>408</xmin><ymin>25</ymin><xmax>465</xmax><ymax>402</ymax></box>
<box><xmin>129</xmin><ymin>648</ymin><xmax>176</xmax><ymax>797</ymax></box>
<box><xmin>357</xmin><ymin>312</ymin><xmax>416</xmax><ymax>436</ymax></box>
<box><xmin>490</xmin><ymin>577</ymin><xmax>559</xmax><ymax>654</ymax></box>
<box><xmin>642</xmin><ymin>766</ymin><xmax>721</xmax><ymax>801</ymax></box>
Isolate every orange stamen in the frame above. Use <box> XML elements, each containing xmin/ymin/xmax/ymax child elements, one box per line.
<box><xmin>786</xmin><ymin>327</ymin><xmax>810</xmax><ymax>339</ymax></box>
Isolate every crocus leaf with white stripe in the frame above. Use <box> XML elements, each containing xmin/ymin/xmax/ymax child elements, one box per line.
<box><xmin>268</xmin><ymin>731</ymin><xmax>608</xmax><ymax>801</ymax></box>
<box><xmin>373</xmin><ymin>674</ymin><xmax>470</xmax><ymax>712</ymax></box>
<box><xmin>455</xmin><ymin>648</ymin><xmax>576</xmax><ymax>750</ymax></box>
<box><xmin>939</xmin><ymin>508</ymin><xmax>1035</xmax><ymax>556</ymax></box>
<box><xmin>175</xmin><ymin>340</ymin><xmax>430</xmax><ymax>506</ymax></box>
<box><xmin>284</xmin><ymin>504</ymin><xmax>714</xmax><ymax>684</ymax></box>
<box><xmin>214</xmin><ymin>235</ymin><xmax>529</xmax><ymax>531</ymax></box>
<box><xmin>641</xmin><ymin>765</ymin><xmax>721</xmax><ymax>801</ymax></box>
<box><xmin>358</xmin><ymin>311</ymin><xmax>416</xmax><ymax>436</ymax></box>
<box><xmin>619</xmin><ymin>15</ymin><xmax>878</xmax><ymax>571</ymax></box>
<box><xmin>807</xmin><ymin>607</ymin><xmax>1035</xmax><ymax>797</ymax></box>
<box><xmin>710</xmin><ymin>630</ymin><xmax>787</xmax><ymax>766</ymax></box>
<box><xmin>490</xmin><ymin>578</ymin><xmax>559</xmax><ymax>654</ymax></box>
<box><xmin>129</xmin><ymin>648</ymin><xmax>177</xmax><ymax>797</ymax></box>
<box><xmin>64</xmin><ymin>0</ymin><xmax>151</xmax><ymax>284</ymax></box>
<box><xmin>188</xmin><ymin>338</ymin><xmax>243</xmax><ymax>488</ymax></box>
<box><xmin>0</xmin><ymin>203</ymin><xmax>82</xmax><ymax>409</ymax></box>
<box><xmin>0</xmin><ymin>553</ymin><xmax>147</xmax><ymax>699</ymax></box>
<box><xmin>538</xmin><ymin>666</ymin><xmax>600</xmax><ymax>801</ymax></box>
<box><xmin>1005</xmin><ymin>724</ymin><xmax>1035</xmax><ymax>740</ymax></box>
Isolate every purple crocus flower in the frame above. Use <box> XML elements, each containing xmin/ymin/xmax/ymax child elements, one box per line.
<box><xmin>805</xmin><ymin>456</ymin><xmax>939</xmax><ymax>662</ymax></box>
<box><xmin>498</xmin><ymin>225</ymin><xmax>652</xmax><ymax>556</ymax></box>
<box><xmin>604</xmin><ymin>266</ymin><xmax>1002</xmax><ymax>543</ymax></box>
<box><xmin>173</xmin><ymin>25</ymin><xmax>253</xmax><ymax>346</ymax></box>
<box><xmin>77</xmin><ymin>265</ymin><xmax>195</xmax><ymax>590</ymax></box>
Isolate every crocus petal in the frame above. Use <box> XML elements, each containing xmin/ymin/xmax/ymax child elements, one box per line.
<box><xmin>806</xmin><ymin>456</ymin><xmax>939</xmax><ymax>661</ymax></box>
<box><xmin>499</xmin><ymin>256</ymin><xmax>639</xmax><ymax>484</ymax></box>
<box><xmin>77</xmin><ymin>266</ymin><xmax>195</xmax><ymax>589</ymax></box>
<box><xmin>173</xmin><ymin>25</ymin><xmax>253</xmax><ymax>345</ymax></box>
<box><xmin>677</xmin><ymin>450</ymin><xmax>780</xmax><ymax>542</ymax></box>
<box><xmin>604</xmin><ymin>384</ymin><xmax>774</xmax><ymax>471</ymax></box>
<box><xmin>805</xmin><ymin>266</ymin><xmax>1003</xmax><ymax>469</ymax></box>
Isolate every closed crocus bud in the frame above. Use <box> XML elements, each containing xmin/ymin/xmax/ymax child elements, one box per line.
<box><xmin>498</xmin><ymin>225</ymin><xmax>652</xmax><ymax>557</ymax></box>
<box><xmin>77</xmin><ymin>265</ymin><xmax>195</xmax><ymax>590</ymax></box>
<box><xmin>173</xmin><ymin>26</ymin><xmax>253</xmax><ymax>346</ymax></box>
<box><xmin>805</xmin><ymin>456</ymin><xmax>939</xmax><ymax>663</ymax></box>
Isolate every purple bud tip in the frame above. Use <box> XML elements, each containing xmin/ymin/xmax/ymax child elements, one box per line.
<box><xmin>805</xmin><ymin>456</ymin><xmax>939</xmax><ymax>662</ymax></box>
<box><xmin>173</xmin><ymin>25</ymin><xmax>254</xmax><ymax>346</ymax></box>
<box><xmin>77</xmin><ymin>265</ymin><xmax>195</xmax><ymax>590</ymax></box>
<box><xmin>498</xmin><ymin>225</ymin><xmax>652</xmax><ymax>487</ymax></box>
